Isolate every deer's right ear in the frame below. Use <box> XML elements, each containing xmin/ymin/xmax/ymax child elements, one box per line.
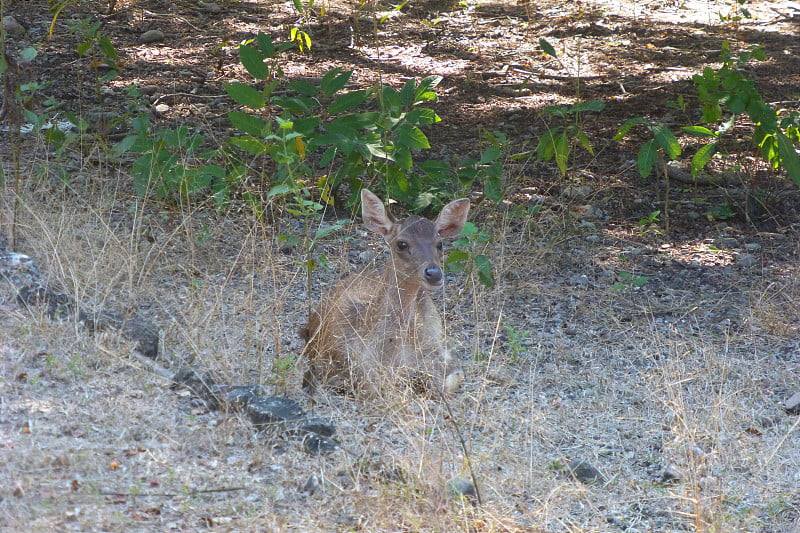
<box><xmin>361</xmin><ymin>189</ymin><xmax>394</xmax><ymax>237</ymax></box>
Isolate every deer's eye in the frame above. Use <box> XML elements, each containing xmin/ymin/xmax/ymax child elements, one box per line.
<box><xmin>396</xmin><ymin>240</ymin><xmax>409</xmax><ymax>251</ymax></box>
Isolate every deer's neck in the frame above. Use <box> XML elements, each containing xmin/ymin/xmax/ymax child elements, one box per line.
<box><xmin>380</xmin><ymin>265</ymin><xmax>426</xmax><ymax>326</ymax></box>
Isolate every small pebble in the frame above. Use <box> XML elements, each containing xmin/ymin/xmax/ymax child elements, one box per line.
<box><xmin>140</xmin><ymin>29</ymin><xmax>166</xmax><ymax>43</ymax></box>
<box><xmin>2</xmin><ymin>15</ymin><xmax>26</xmax><ymax>36</ymax></box>
<box><xmin>735</xmin><ymin>253</ymin><xmax>757</xmax><ymax>268</ymax></box>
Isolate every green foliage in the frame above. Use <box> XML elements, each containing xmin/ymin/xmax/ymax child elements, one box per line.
<box><xmin>225</xmin><ymin>32</ymin><xmax>503</xmax><ymax>212</ymax></box>
<box><xmin>445</xmin><ymin>222</ymin><xmax>494</xmax><ymax>288</ymax></box>
<box><xmin>614</xmin><ymin>118</ymin><xmax>681</xmax><ymax>178</ymax></box>
<box><xmin>116</xmin><ymin>116</ymin><xmax>227</xmax><ymax>205</ymax></box>
<box><xmin>502</xmin><ymin>324</ymin><xmax>530</xmax><ymax>363</ymax></box>
<box><xmin>689</xmin><ymin>42</ymin><xmax>800</xmax><ymax>187</ymax></box>
<box><xmin>68</xmin><ymin>17</ymin><xmax>120</xmax><ymax>98</ymax></box>
<box><xmin>537</xmin><ymin>100</ymin><xmax>605</xmax><ymax>176</ymax></box>
<box><xmin>612</xmin><ymin>271</ymin><xmax>649</xmax><ymax>291</ymax></box>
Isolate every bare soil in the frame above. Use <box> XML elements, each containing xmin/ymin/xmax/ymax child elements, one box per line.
<box><xmin>2</xmin><ymin>0</ymin><xmax>800</xmax><ymax>531</ymax></box>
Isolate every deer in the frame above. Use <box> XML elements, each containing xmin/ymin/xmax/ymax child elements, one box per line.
<box><xmin>301</xmin><ymin>189</ymin><xmax>470</xmax><ymax>396</ymax></box>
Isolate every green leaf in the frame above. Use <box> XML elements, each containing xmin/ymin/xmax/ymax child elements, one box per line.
<box><xmin>314</xmin><ymin>221</ymin><xmax>346</xmax><ymax>240</ymax></box>
<box><xmin>536</xmin><ymin>128</ymin><xmax>558</xmax><ymax>162</ymax></box>
<box><xmin>479</xmin><ymin>146</ymin><xmax>501</xmax><ymax>164</ymax></box>
<box><xmin>225</xmin><ymin>82</ymin><xmax>266</xmax><ymax>109</ymax></box>
<box><xmin>380</xmin><ymin>86</ymin><xmax>402</xmax><ymax>114</ymax></box>
<box><xmin>444</xmin><ymin>250</ymin><xmax>469</xmax><ymax>273</ymax></box>
<box><xmin>614</xmin><ymin>117</ymin><xmax>648</xmax><ymax>141</ymax></box>
<box><xmin>691</xmin><ymin>143</ymin><xmax>717</xmax><ymax>178</ymax></box>
<box><xmin>542</xmin><ymin>105</ymin><xmax>568</xmax><ymax>119</ymax></box>
<box><xmin>399</xmin><ymin>78</ymin><xmax>417</xmax><ymax>107</ymax></box>
<box><xmin>475</xmin><ymin>255</ymin><xmax>495</xmax><ymax>288</ymax></box>
<box><xmin>229</xmin><ymin>135</ymin><xmax>268</xmax><ymax>155</ymax></box>
<box><xmin>257</xmin><ymin>33</ymin><xmax>275</xmax><ymax>57</ymax></box>
<box><xmin>681</xmin><ymin>125</ymin><xmax>717</xmax><ymax>137</ymax></box>
<box><xmin>271</xmin><ymin>96</ymin><xmax>317</xmax><ymax>113</ymax></box>
<box><xmin>571</xmin><ymin>99</ymin><xmax>605</xmax><ymax>113</ymax></box>
<box><xmin>574</xmin><ymin>129</ymin><xmax>594</xmax><ymax>155</ymax></box>
<box><xmin>405</xmin><ymin>108</ymin><xmax>439</xmax><ymax>125</ymax></box>
<box><xmin>320</xmin><ymin>68</ymin><xmax>351</xmax><ymax>97</ymax></box>
<box><xmin>414</xmin><ymin>76</ymin><xmax>442</xmax><ymax>103</ymax></box>
<box><xmin>288</xmin><ymin>80</ymin><xmax>319</xmax><ymax>97</ymax></box>
<box><xmin>113</xmin><ymin>134</ymin><xmax>139</xmax><ymax>157</ymax></box>
<box><xmin>328</xmin><ymin>90</ymin><xmax>369</xmax><ymax>114</ymax></box>
<box><xmin>776</xmin><ymin>131</ymin><xmax>800</xmax><ymax>188</ymax></box>
<box><xmin>394</xmin><ymin>146</ymin><xmax>412</xmax><ymax>169</ymax></box>
<box><xmin>539</xmin><ymin>38</ymin><xmax>557</xmax><ymax>58</ymax></box>
<box><xmin>98</xmin><ymin>36</ymin><xmax>118</xmax><ymax>60</ymax></box>
<box><xmin>228</xmin><ymin>111</ymin><xmax>269</xmax><ymax>136</ymax></box>
<box><xmin>238</xmin><ymin>45</ymin><xmax>268</xmax><ymax>79</ymax></box>
<box><xmin>652</xmin><ymin>124</ymin><xmax>681</xmax><ymax>159</ymax></box>
<box><xmin>292</xmin><ymin>0</ymin><xmax>303</xmax><ymax>13</ymax></box>
<box><xmin>700</xmin><ymin>101</ymin><xmax>722</xmax><ymax>124</ymax></box>
<box><xmin>76</xmin><ymin>41</ymin><xmax>91</xmax><ymax>57</ymax></box>
<box><xmin>553</xmin><ymin>131</ymin><xmax>569</xmax><ymax>175</ymax></box>
<box><xmin>20</xmin><ymin>47</ymin><xmax>38</xmax><ymax>62</ymax></box>
<box><xmin>637</xmin><ymin>139</ymin><xmax>657</xmax><ymax>178</ymax></box>
<box><xmin>484</xmin><ymin>175</ymin><xmax>502</xmax><ymax>202</ymax></box>
<box><xmin>397</xmin><ymin>125</ymin><xmax>430</xmax><ymax>149</ymax></box>
<box><xmin>268</xmin><ymin>183</ymin><xmax>294</xmax><ymax>198</ymax></box>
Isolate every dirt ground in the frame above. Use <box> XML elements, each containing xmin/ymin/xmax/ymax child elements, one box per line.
<box><xmin>2</xmin><ymin>0</ymin><xmax>800</xmax><ymax>531</ymax></box>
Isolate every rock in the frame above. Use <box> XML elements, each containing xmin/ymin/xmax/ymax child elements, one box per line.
<box><xmin>714</xmin><ymin>237</ymin><xmax>739</xmax><ymax>249</ymax></box>
<box><xmin>205</xmin><ymin>385</ymin><xmax>265</xmax><ymax>411</ymax></box>
<box><xmin>447</xmin><ymin>476</ymin><xmax>477</xmax><ymax>500</ymax></box>
<box><xmin>293</xmin><ymin>416</ymin><xmax>336</xmax><ymax>437</ymax></box>
<box><xmin>140</xmin><ymin>29</ymin><xmax>165</xmax><ymax>43</ymax></box>
<box><xmin>301</xmin><ymin>474</ymin><xmax>322</xmax><ymax>493</ymax></box>
<box><xmin>562</xmin><ymin>185</ymin><xmax>593</xmax><ymax>201</ymax></box>
<box><xmin>199</xmin><ymin>1</ymin><xmax>223</xmax><ymax>13</ymax></box>
<box><xmin>735</xmin><ymin>253</ymin><xmax>757</xmax><ymax>267</ymax></box>
<box><xmin>2</xmin><ymin>15</ymin><xmax>26</xmax><ymax>36</ymax></box>
<box><xmin>568</xmin><ymin>274</ymin><xmax>590</xmax><ymax>288</ymax></box>
<box><xmin>172</xmin><ymin>368</ymin><xmax>218</xmax><ymax>399</ymax></box>
<box><xmin>247</xmin><ymin>396</ymin><xmax>305</xmax><ymax>428</ymax></box>
<box><xmin>785</xmin><ymin>391</ymin><xmax>800</xmax><ymax>414</ymax></box>
<box><xmin>661</xmin><ymin>463</ymin><xmax>682</xmax><ymax>483</ymax></box>
<box><xmin>154</xmin><ymin>103</ymin><xmax>170</xmax><ymax>115</ymax></box>
<box><xmin>82</xmin><ymin>311</ymin><xmax>160</xmax><ymax>358</ymax></box>
<box><xmin>303</xmin><ymin>434</ymin><xmax>339</xmax><ymax>455</ymax></box>
<box><xmin>569</xmin><ymin>458</ymin><xmax>605</xmax><ymax>485</ymax></box>
<box><xmin>744</xmin><ymin>242</ymin><xmax>761</xmax><ymax>251</ymax></box>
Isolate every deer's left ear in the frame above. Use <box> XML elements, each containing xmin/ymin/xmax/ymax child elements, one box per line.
<box><xmin>435</xmin><ymin>199</ymin><xmax>469</xmax><ymax>238</ymax></box>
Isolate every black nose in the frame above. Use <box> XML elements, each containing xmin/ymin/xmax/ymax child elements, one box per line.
<box><xmin>425</xmin><ymin>267</ymin><xmax>443</xmax><ymax>285</ymax></box>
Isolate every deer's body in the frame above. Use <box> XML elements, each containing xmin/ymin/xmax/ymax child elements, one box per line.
<box><xmin>302</xmin><ymin>189</ymin><xmax>469</xmax><ymax>395</ymax></box>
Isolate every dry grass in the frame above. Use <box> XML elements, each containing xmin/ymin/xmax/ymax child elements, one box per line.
<box><xmin>2</xmin><ymin>154</ymin><xmax>800</xmax><ymax>532</ymax></box>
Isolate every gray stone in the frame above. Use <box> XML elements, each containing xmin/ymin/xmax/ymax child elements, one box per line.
<box><xmin>248</xmin><ymin>396</ymin><xmax>305</xmax><ymax>428</ymax></box>
<box><xmin>785</xmin><ymin>391</ymin><xmax>800</xmax><ymax>414</ymax></box>
<box><xmin>140</xmin><ymin>29</ymin><xmax>165</xmax><ymax>43</ymax></box>
<box><xmin>447</xmin><ymin>476</ymin><xmax>477</xmax><ymax>499</ymax></box>
<box><xmin>661</xmin><ymin>463</ymin><xmax>682</xmax><ymax>483</ymax></box>
<box><xmin>2</xmin><ymin>16</ymin><xmax>26</xmax><ymax>36</ymax></box>
<box><xmin>735</xmin><ymin>253</ymin><xmax>757</xmax><ymax>267</ymax></box>
<box><xmin>199</xmin><ymin>1</ymin><xmax>223</xmax><ymax>13</ymax></box>
<box><xmin>303</xmin><ymin>434</ymin><xmax>339</xmax><ymax>455</ymax></box>
<box><xmin>569</xmin><ymin>458</ymin><xmax>605</xmax><ymax>485</ymax></box>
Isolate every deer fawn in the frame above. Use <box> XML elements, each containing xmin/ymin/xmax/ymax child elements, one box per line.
<box><xmin>301</xmin><ymin>189</ymin><xmax>470</xmax><ymax>396</ymax></box>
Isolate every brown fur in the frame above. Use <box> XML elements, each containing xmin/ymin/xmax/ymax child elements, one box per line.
<box><xmin>302</xmin><ymin>189</ymin><xmax>470</xmax><ymax>395</ymax></box>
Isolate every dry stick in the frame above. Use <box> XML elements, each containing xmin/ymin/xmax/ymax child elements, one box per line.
<box><xmin>99</xmin><ymin>486</ymin><xmax>246</xmax><ymax>498</ymax></box>
<box><xmin>438</xmin><ymin>390</ymin><xmax>482</xmax><ymax>506</ymax></box>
